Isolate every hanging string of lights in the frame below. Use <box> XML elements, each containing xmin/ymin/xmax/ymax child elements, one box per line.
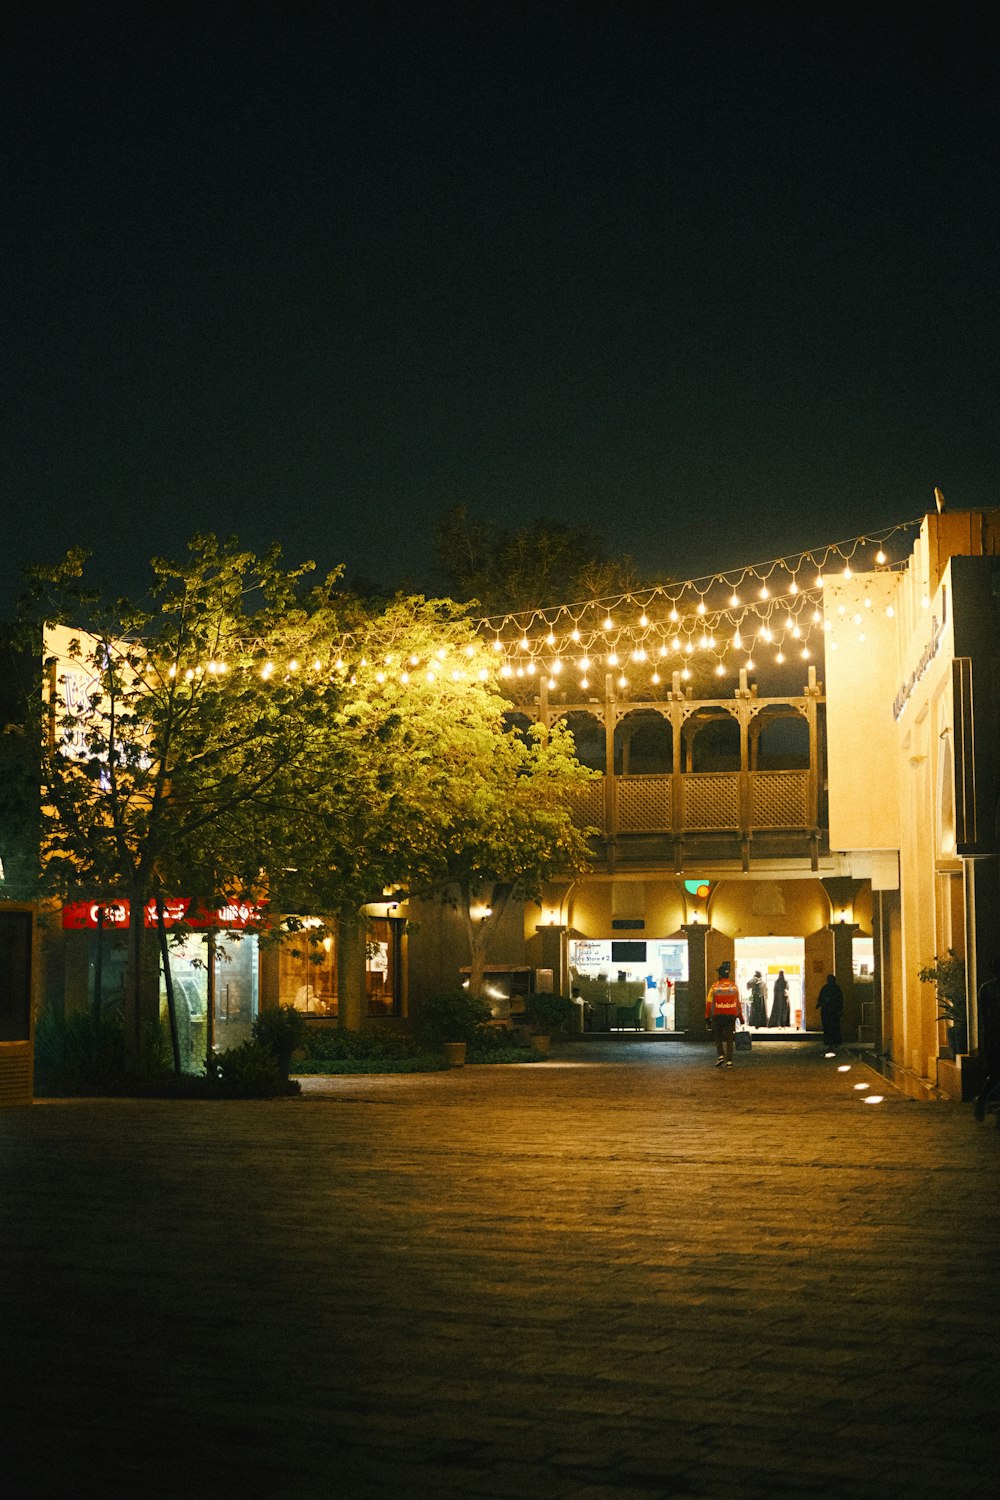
<box><xmin>477</xmin><ymin>519</ymin><xmax>921</xmax><ymax>693</ymax></box>
<box><xmin>78</xmin><ymin>520</ymin><xmax>920</xmax><ymax>696</ymax></box>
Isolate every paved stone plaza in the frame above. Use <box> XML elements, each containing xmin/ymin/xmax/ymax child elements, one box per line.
<box><xmin>1</xmin><ymin>1040</ymin><xmax>997</xmax><ymax>1498</ymax></box>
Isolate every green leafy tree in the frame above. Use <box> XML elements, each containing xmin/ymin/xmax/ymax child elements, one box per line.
<box><xmin>11</xmin><ymin>536</ymin><xmax>345</xmax><ymax>1071</ymax></box>
<box><xmin>418</xmin><ymin>718</ymin><xmax>596</xmax><ymax>998</ymax></box>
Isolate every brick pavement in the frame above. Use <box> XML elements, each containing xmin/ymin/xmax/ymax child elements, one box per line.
<box><xmin>1</xmin><ymin>1040</ymin><xmax>998</xmax><ymax>1499</ymax></box>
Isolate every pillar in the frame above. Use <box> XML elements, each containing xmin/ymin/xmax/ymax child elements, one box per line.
<box><xmin>681</xmin><ymin>922</ymin><xmax>711</xmax><ymax>1041</ymax></box>
<box><xmin>337</xmin><ymin>914</ymin><xmax>367</xmax><ymax>1032</ymax></box>
<box><xmin>534</xmin><ymin>924</ymin><xmax>566</xmax><ymax>996</ymax></box>
<box><xmin>829</xmin><ymin>921</ymin><xmax>860</xmax><ymax>1040</ymax></box>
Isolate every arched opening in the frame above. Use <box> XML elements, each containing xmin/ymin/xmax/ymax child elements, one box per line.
<box><xmin>615</xmin><ymin>710</ymin><xmax>673</xmax><ymax>775</ymax></box>
<box><xmin>560</xmin><ymin>711</ymin><xmax>606</xmax><ymax>774</ymax></box>
<box><xmin>685</xmin><ymin>708</ymin><xmax>740</xmax><ymax>772</ymax></box>
<box><xmin>753</xmin><ymin>707</ymin><xmax>809</xmax><ymax>770</ymax></box>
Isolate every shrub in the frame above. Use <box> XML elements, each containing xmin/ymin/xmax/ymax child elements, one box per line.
<box><xmin>252</xmin><ymin>1004</ymin><xmax>310</xmax><ymax>1058</ymax></box>
<box><xmin>523</xmin><ymin>991</ymin><xmax>575</xmax><ymax>1035</ymax></box>
<box><xmin>213</xmin><ymin>1039</ymin><xmax>298</xmax><ymax>1097</ymax></box>
<box><xmin>415</xmin><ymin>988</ymin><xmax>491</xmax><ymax>1048</ymax></box>
<box><xmin>302</xmin><ymin>1025</ymin><xmax>420</xmax><ymax>1062</ymax></box>
<box><xmin>34</xmin><ymin>1009</ymin><xmax>127</xmax><ymax>1094</ymax></box>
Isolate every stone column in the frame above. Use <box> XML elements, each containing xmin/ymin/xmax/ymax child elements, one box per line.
<box><xmin>681</xmin><ymin>922</ymin><xmax>711</xmax><ymax>1042</ymax></box>
<box><xmin>534</xmin><ymin>924</ymin><xmax>566</xmax><ymax>996</ymax></box>
<box><xmin>337</xmin><ymin>914</ymin><xmax>367</xmax><ymax>1032</ymax></box>
<box><xmin>829</xmin><ymin>920</ymin><xmax>860</xmax><ymax>1040</ymax></box>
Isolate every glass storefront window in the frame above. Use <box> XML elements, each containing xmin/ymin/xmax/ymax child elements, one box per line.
<box><xmin>280</xmin><ymin>933</ymin><xmax>338</xmax><ymax>1017</ymax></box>
<box><xmin>158</xmin><ymin>930</ymin><xmax>259</xmax><ymax>1072</ymax></box>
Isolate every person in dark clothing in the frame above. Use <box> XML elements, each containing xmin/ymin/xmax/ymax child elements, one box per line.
<box><xmin>769</xmin><ymin>970</ymin><xmax>790</xmax><ymax>1027</ymax></box>
<box><xmin>816</xmin><ymin>973</ymin><xmax>845</xmax><ymax>1048</ymax></box>
<box><xmin>747</xmin><ymin>970</ymin><xmax>768</xmax><ymax>1028</ymax></box>
<box><xmin>972</xmin><ymin>958</ymin><xmax>1000</xmax><ymax>1126</ymax></box>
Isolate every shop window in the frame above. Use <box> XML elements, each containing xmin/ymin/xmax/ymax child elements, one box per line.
<box><xmin>366</xmin><ymin>918</ymin><xmax>401</xmax><ymax>1017</ymax></box>
<box><xmin>280</xmin><ymin>933</ymin><xmax>338</xmax><ymax>1017</ymax></box>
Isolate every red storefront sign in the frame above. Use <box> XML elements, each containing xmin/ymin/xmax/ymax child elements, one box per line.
<box><xmin>62</xmin><ymin>898</ymin><xmax>265</xmax><ymax>931</ymax></box>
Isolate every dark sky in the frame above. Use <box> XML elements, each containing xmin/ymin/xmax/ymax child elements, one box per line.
<box><xmin>2</xmin><ymin>1</ymin><xmax>996</xmax><ymax>614</ymax></box>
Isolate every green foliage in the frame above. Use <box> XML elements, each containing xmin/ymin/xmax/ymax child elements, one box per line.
<box><xmin>523</xmin><ymin>991</ymin><xmax>576</xmax><ymax>1035</ymax></box>
<box><xmin>415</xmin><ymin>988</ymin><xmax>491</xmax><ymax>1048</ymax></box>
<box><xmin>212</xmin><ymin>1039</ymin><xmax>297</xmax><ymax>1097</ymax></box>
<box><xmin>918</xmin><ymin>950</ymin><xmax>967</xmax><ymax>1021</ymax></box>
<box><xmin>252</xmin><ymin>1004</ymin><xmax>310</xmax><ymax>1058</ymax></box>
<box><xmin>302</xmin><ymin>1024</ymin><xmax>420</xmax><ymax>1061</ymax></box>
<box><xmin>466</xmin><ymin>1026</ymin><xmax>536</xmax><ymax>1064</ymax></box>
<box><xmin>34</xmin><ymin>1009</ymin><xmax>126</xmax><ymax>1094</ymax></box>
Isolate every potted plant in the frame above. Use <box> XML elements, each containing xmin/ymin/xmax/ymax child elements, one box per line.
<box><xmin>252</xmin><ymin>1004</ymin><xmax>310</xmax><ymax>1080</ymax></box>
<box><xmin>522</xmin><ymin>991</ymin><xmax>576</xmax><ymax>1054</ymax></box>
<box><xmin>416</xmin><ymin>988</ymin><xmax>491</xmax><ymax>1066</ymax></box>
<box><xmin>918</xmin><ymin>950</ymin><xmax>968</xmax><ymax>1057</ymax></box>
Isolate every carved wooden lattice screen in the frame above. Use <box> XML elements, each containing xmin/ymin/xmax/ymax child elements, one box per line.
<box><xmin>684</xmin><ymin>773</ymin><xmax>741</xmax><ymax>829</ymax></box>
<box><xmin>571</xmin><ymin>781</ymin><xmax>606</xmax><ymax>831</ymax></box>
<box><xmin>618</xmin><ymin>775</ymin><xmax>672</xmax><ymax>832</ymax></box>
<box><xmin>750</xmin><ymin>771</ymin><xmax>809</xmax><ymax>828</ymax></box>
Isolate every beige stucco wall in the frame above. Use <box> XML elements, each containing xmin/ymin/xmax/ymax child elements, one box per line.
<box><xmin>823</xmin><ymin>570</ymin><xmax>902</xmax><ymax>852</ymax></box>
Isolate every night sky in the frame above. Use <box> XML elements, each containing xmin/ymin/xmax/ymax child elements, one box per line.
<box><xmin>2</xmin><ymin>1</ymin><xmax>996</xmax><ymax>615</ymax></box>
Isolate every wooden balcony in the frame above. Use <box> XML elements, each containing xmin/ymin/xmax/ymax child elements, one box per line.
<box><xmin>519</xmin><ymin>668</ymin><xmax>827</xmax><ymax>873</ymax></box>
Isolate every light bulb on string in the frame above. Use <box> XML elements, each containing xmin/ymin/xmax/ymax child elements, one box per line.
<box><xmin>759</xmin><ymin>584</ymin><xmax>769</xmax><ymax>600</ymax></box>
<box><xmin>526</xmin><ymin>662</ymin><xmax>536</xmax><ymax>676</ymax></box>
<box><xmin>775</xmin><ymin>651</ymin><xmax>785</xmax><ymax>664</ymax></box>
<box><xmin>714</xmin><ymin>663</ymin><xmax>725</xmax><ymax>678</ymax></box>
<box><xmin>876</xmin><ymin>549</ymin><xmax>887</xmax><ymax>565</ymax></box>
<box><xmin>696</xmin><ymin>599</ymin><xmax>706</xmax><ymax>616</ymax></box>
<box><xmin>669</xmin><ymin>607</ymin><xmax>679</xmax><ymax>623</ymax></box>
<box><xmin>639</xmin><ymin>612</ymin><xmax>649</xmax><ymax>628</ymax></box>
<box><xmin>608</xmin><ymin>651</ymin><xmax>619</xmax><ymax>666</ymax></box>
<box><xmin>618</xmin><ymin>674</ymin><xmax>628</xmax><ymax>689</ymax></box>
<box><xmin>730</xmin><ymin>591</ymin><xmax>740</xmax><ymax>608</ymax></box>
<box><xmin>603</xmin><ymin>615</ymin><xmax>614</xmax><ymax>631</ymax></box>
<box><xmin>801</xmin><ymin>647</ymin><xmax>811</xmax><ymax>659</ymax></box>
<box><xmin>519</xmin><ymin>637</ymin><xmax>530</xmax><ymax>652</ymax></box>
<box><xmin>651</xmin><ymin>671</ymin><xmax>660</xmax><ymax>685</ymax></box>
<box><xmin>571</xmin><ymin>628</ymin><xmax>581</xmax><ymax>642</ymax></box>
<box><xmin>789</xmin><ymin>580</ymin><xmax>798</xmax><ymax>595</ymax></box>
<box><xmin>580</xmin><ymin>676</ymin><xmax>589</xmax><ymax>691</ymax></box>
<box><xmin>546</xmin><ymin>632</ymin><xmax>556</xmax><ymax>647</ymax></box>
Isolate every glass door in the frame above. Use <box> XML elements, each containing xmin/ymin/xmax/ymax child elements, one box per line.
<box><xmin>214</xmin><ymin>933</ymin><xmax>259</xmax><ymax>1052</ymax></box>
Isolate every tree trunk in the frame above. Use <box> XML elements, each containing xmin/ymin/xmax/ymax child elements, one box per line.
<box><xmin>462</xmin><ymin>882</ymin><xmax>514</xmax><ymax>997</ymax></box>
<box><xmin>154</xmin><ymin>894</ymin><xmax>182</xmax><ymax>1075</ymax></box>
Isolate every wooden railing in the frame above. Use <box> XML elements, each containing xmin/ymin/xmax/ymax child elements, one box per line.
<box><xmin>573</xmin><ymin>769</ymin><xmax>816</xmax><ymax>839</ymax></box>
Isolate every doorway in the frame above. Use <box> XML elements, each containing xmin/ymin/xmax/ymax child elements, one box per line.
<box><xmin>734</xmin><ymin>937</ymin><xmax>806</xmax><ymax>1031</ymax></box>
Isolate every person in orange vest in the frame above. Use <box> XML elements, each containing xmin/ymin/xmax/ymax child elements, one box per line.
<box><xmin>706</xmin><ymin>960</ymin><xmax>744</xmax><ymax>1067</ymax></box>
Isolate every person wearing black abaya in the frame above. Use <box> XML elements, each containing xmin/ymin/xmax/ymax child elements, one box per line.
<box><xmin>769</xmin><ymin>970</ymin><xmax>790</xmax><ymax>1027</ymax></box>
<box><xmin>816</xmin><ymin>973</ymin><xmax>844</xmax><ymax>1047</ymax></box>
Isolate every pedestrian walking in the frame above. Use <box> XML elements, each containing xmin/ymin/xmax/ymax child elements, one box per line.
<box><xmin>706</xmin><ymin>961</ymin><xmax>744</xmax><ymax>1067</ymax></box>
<box><xmin>972</xmin><ymin>958</ymin><xmax>1000</xmax><ymax>1126</ymax></box>
<box><xmin>816</xmin><ymin>973</ymin><xmax>844</xmax><ymax>1048</ymax></box>
<box><xmin>769</xmin><ymin>969</ymin><xmax>790</xmax><ymax>1027</ymax></box>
